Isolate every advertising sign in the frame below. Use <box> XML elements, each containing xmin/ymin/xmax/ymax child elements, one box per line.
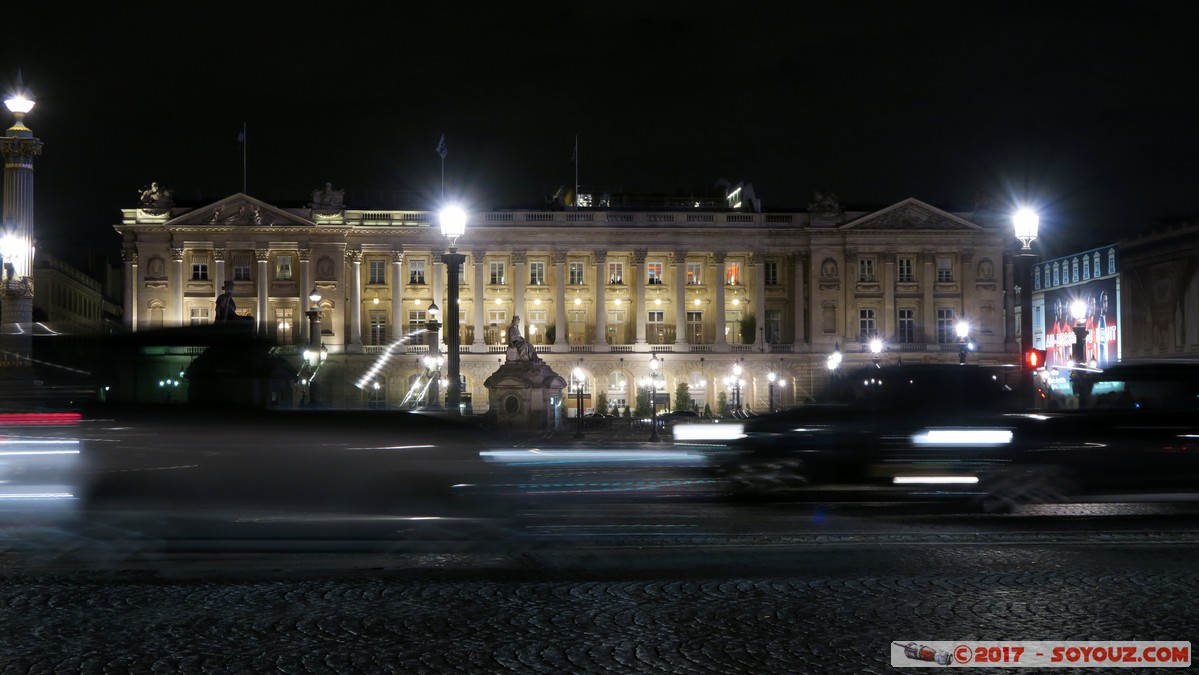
<box><xmin>1042</xmin><ymin>277</ymin><xmax>1119</xmax><ymax>368</ymax></box>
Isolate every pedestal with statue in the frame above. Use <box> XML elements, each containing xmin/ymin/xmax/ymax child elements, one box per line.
<box><xmin>483</xmin><ymin>316</ymin><xmax>565</xmax><ymax>434</ymax></box>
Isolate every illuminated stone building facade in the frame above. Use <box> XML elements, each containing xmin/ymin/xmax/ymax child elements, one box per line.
<box><xmin>114</xmin><ymin>193</ymin><xmax>1013</xmax><ymax>412</ymax></box>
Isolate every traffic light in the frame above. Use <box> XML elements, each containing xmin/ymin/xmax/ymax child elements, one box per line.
<box><xmin>1025</xmin><ymin>348</ymin><xmax>1047</xmax><ymax>369</ymax></box>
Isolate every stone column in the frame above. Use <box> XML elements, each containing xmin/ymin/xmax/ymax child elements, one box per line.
<box><xmin>961</xmin><ymin>251</ymin><xmax>975</xmax><ymax>325</ymax></box>
<box><xmin>297</xmin><ymin>247</ymin><xmax>311</xmax><ymax>343</ymax></box>
<box><xmin>633</xmin><ymin>249</ymin><xmax>647</xmax><ymax>347</ymax></box>
<box><xmin>256</xmin><ymin>248</ymin><xmax>270</xmax><ymax>335</ymax></box>
<box><xmin>552</xmin><ymin>249</ymin><xmax>567</xmax><ymax>348</ymax></box>
<box><xmin>512</xmin><ymin>249</ymin><xmax>527</xmax><ymax>343</ymax></box>
<box><xmin>432</xmin><ymin>252</ymin><xmax>445</xmax><ymax>348</ymax></box>
<box><xmin>347</xmin><ymin>249</ymin><xmax>363</xmax><ymax>352</ymax></box>
<box><xmin>922</xmin><ymin>250</ymin><xmax>936</xmax><ymax>344</ymax></box>
<box><xmin>883</xmin><ymin>251</ymin><xmax>896</xmax><ymax>340</ymax></box>
<box><xmin>172</xmin><ymin>247</ymin><xmax>185</xmax><ymax>327</ymax></box>
<box><xmin>792</xmin><ymin>252</ymin><xmax>806</xmax><ymax>348</ymax></box>
<box><xmin>713</xmin><ymin>252</ymin><xmax>728</xmax><ymax>350</ymax></box>
<box><xmin>753</xmin><ymin>252</ymin><xmax>766</xmax><ymax>350</ymax></box>
<box><xmin>123</xmin><ymin>247</ymin><xmax>138</xmax><ymax>331</ymax></box>
<box><xmin>674</xmin><ymin>251</ymin><xmax>688</xmax><ymax>347</ymax></box>
<box><xmin>594</xmin><ymin>250</ymin><xmax>608</xmax><ymax>348</ymax></box>
<box><xmin>390</xmin><ymin>248</ymin><xmax>404</xmax><ymax>346</ymax></box>
<box><xmin>472</xmin><ymin>248</ymin><xmax>486</xmax><ymax>349</ymax></box>
<box><xmin>553</xmin><ymin>249</ymin><xmax>568</xmax><ymax>352</ymax></box>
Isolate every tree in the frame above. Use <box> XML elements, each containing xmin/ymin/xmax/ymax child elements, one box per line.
<box><xmin>635</xmin><ymin>384</ymin><xmax>653</xmax><ymax>418</ymax></box>
<box><xmin>595</xmin><ymin>391</ymin><xmax>608</xmax><ymax>416</ymax></box>
<box><xmin>609</xmin><ymin>400</ymin><xmax>621</xmax><ymax>416</ymax></box>
<box><xmin>673</xmin><ymin>382</ymin><xmax>695</xmax><ymax>412</ymax></box>
<box><xmin>544</xmin><ymin>324</ymin><xmax>556</xmax><ymax>344</ymax></box>
<box><xmin>740</xmin><ymin>313</ymin><xmax>757</xmax><ymax>345</ymax></box>
<box><xmin>703</xmin><ymin>403</ymin><xmax>713</xmax><ymax>418</ymax></box>
<box><xmin>622</xmin><ymin>405</ymin><xmax>631</xmax><ymax>418</ymax></box>
<box><xmin>717</xmin><ymin>391</ymin><xmax>731</xmax><ymax>418</ymax></box>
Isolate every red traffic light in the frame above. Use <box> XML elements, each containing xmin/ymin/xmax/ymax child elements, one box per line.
<box><xmin>1025</xmin><ymin>348</ymin><xmax>1047</xmax><ymax>369</ymax></box>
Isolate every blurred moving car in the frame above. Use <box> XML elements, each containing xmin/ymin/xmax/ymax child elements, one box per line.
<box><xmin>711</xmin><ymin>362</ymin><xmax>1199</xmax><ymax>511</ymax></box>
<box><xmin>78</xmin><ymin>404</ymin><xmax>511</xmax><ymax>519</ymax></box>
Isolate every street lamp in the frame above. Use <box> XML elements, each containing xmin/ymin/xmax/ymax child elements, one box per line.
<box><xmin>425</xmin><ymin>301</ymin><xmax>442</xmax><ymax>409</ymax></box>
<box><xmin>648</xmin><ymin>353</ymin><xmax>661</xmax><ymax>441</ymax></box>
<box><xmin>767</xmin><ymin>371</ymin><xmax>777</xmax><ymax>412</ymax></box>
<box><xmin>1013</xmin><ymin>207</ymin><xmax>1040</xmax><ymax>407</ymax></box>
<box><xmin>870</xmin><ymin>337</ymin><xmax>884</xmax><ymax>367</ymax></box>
<box><xmin>1070</xmin><ymin>299</ymin><xmax>1089</xmax><ymax>367</ymax></box>
<box><xmin>573</xmin><ymin>364</ymin><xmax>585</xmax><ymax>439</ymax></box>
<box><xmin>440</xmin><ymin>206</ymin><xmax>467</xmax><ymax>414</ymax></box>
<box><xmin>731</xmin><ymin>361</ymin><xmax>744</xmax><ymax>415</ymax></box>
<box><xmin>956</xmin><ymin>320</ymin><xmax>970</xmax><ymax>365</ymax></box>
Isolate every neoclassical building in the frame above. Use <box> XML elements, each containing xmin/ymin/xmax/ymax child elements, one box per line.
<box><xmin>114</xmin><ymin>191</ymin><xmax>1014</xmax><ymax>413</ymax></box>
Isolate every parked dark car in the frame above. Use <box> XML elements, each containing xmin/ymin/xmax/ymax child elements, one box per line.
<box><xmin>710</xmin><ymin>362</ymin><xmax>1199</xmax><ymax>511</ymax></box>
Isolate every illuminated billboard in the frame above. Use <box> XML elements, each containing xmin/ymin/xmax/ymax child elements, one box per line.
<box><xmin>1042</xmin><ymin>276</ymin><xmax>1119</xmax><ymax>368</ymax></box>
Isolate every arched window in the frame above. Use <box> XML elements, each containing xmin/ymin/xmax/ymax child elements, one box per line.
<box><xmin>1072</xmin><ymin>258</ymin><xmax>1080</xmax><ymax>282</ymax></box>
<box><xmin>1035</xmin><ymin>267</ymin><xmax>1042</xmax><ymax>290</ymax></box>
<box><xmin>1093</xmin><ymin>252</ymin><xmax>1101</xmax><ymax>278</ymax></box>
<box><xmin>1107</xmin><ymin>248</ymin><xmax>1116</xmax><ymax>275</ymax></box>
<box><xmin>1052</xmin><ymin>263</ymin><xmax>1060</xmax><ymax>286</ymax></box>
<box><xmin>1083</xmin><ymin>257</ymin><xmax>1090</xmax><ymax>280</ymax></box>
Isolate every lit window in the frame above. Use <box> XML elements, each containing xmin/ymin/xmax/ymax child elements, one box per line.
<box><xmin>647</xmin><ymin>261</ymin><xmax>664</xmax><ymax>285</ymax></box>
<box><xmin>568</xmin><ymin>262</ymin><xmax>585</xmax><ymax>285</ymax></box>
<box><xmin>275</xmin><ymin>255</ymin><xmax>293</xmax><ymax>281</ymax></box>
<box><xmin>686</xmin><ymin>262</ymin><xmax>703</xmax><ymax>285</ymax></box>
<box><xmin>529</xmin><ymin>261</ymin><xmax>546</xmax><ymax>285</ymax></box>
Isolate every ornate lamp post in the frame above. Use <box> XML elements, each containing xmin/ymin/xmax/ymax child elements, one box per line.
<box><xmin>572</xmin><ymin>364</ymin><xmax>585</xmax><ymax>439</ymax></box>
<box><xmin>1013</xmin><ymin>207</ymin><xmax>1040</xmax><ymax>407</ymax></box>
<box><xmin>2</xmin><ymin>82</ymin><xmax>41</xmax><ymax>382</ymax></box>
<box><xmin>956</xmin><ymin>320</ymin><xmax>970</xmax><ymax>365</ymax></box>
<box><xmin>439</xmin><ymin>206</ymin><xmax>467</xmax><ymax>414</ymax></box>
<box><xmin>767</xmin><ymin>371</ymin><xmax>777</xmax><ymax>412</ymax></box>
<box><xmin>732</xmin><ymin>361</ymin><xmax>743</xmax><ymax>414</ymax></box>
<box><xmin>870</xmin><ymin>337</ymin><xmax>884</xmax><ymax>367</ymax></box>
<box><xmin>648</xmin><ymin>353</ymin><xmax>662</xmax><ymax>442</ymax></box>
<box><xmin>425</xmin><ymin>301</ymin><xmax>442</xmax><ymax>409</ymax></box>
<box><xmin>303</xmin><ymin>287</ymin><xmax>323</xmax><ymax>403</ymax></box>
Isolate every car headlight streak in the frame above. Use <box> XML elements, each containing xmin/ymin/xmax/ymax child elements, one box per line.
<box><xmin>911</xmin><ymin>428</ymin><xmax>1013</xmax><ymax>446</ymax></box>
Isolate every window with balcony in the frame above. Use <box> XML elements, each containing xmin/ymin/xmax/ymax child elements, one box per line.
<box><xmin>725</xmin><ymin>262</ymin><xmax>741</xmax><ymax>285</ymax></box>
<box><xmin>686</xmin><ymin>262</ymin><xmax>703</xmax><ymax>285</ymax></box>
<box><xmin>858</xmin><ymin>258</ymin><xmax>875</xmax><ymax>282</ymax></box>
<box><xmin>191</xmin><ymin>262</ymin><xmax>209</xmax><ymax>281</ymax></box>
<box><xmin>686</xmin><ymin>310</ymin><xmax>703</xmax><ymax>342</ymax></box>
<box><xmin>489</xmin><ymin>261</ymin><xmax>505</xmax><ymax>285</ymax></box>
<box><xmin>897</xmin><ymin>308</ymin><xmax>915</xmax><ymax>343</ymax></box>
<box><xmin>765</xmin><ymin>309</ymin><xmax>781</xmax><ymax>343</ymax></box>
<box><xmin>409</xmin><ymin>260</ymin><xmax>427</xmax><ymax>285</ymax></box>
<box><xmin>529</xmin><ymin>261</ymin><xmax>546</xmax><ymax>286</ymax></box>
<box><xmin>274</xmin><ymin>307</ymin><xmax>294</xmax><ymax>344</ymax></box>
<box><xmin>647</xmin><ymin>310</ymin><xmax>665</xmax><ymax>341</ymax></box>
<box><xmin>608</xmin><ymin>262</ymin><xmax>624</xmax><ymax>285</ymax></box>
<box><xmin>647</xmin><ymin>261</ymin><xmax>664</xmax><ymax>285</ymax></box>
<box><xmin>898</xmin><ymin>257</ymin><xmax>914</xmax><ymax>283</ymax></box>
<box><xmin>568</xmin><ymin>262</ymin><xmax>584</xmax><ymax>285</ymax></box>
<box><xmin>276</xmin><ymin>255</ymin><xmax>293</xmax><ymax>281</ymax></box>
<box><xmin>528</xmin><ymin>309</ymin><xmax>547</xmax><ymax>344</ymax></box>
<box><xmin>936</xmin><ymin>308</ymin><xmax>954</xmax><ymax>344</ymax></box>
<box><xmin>762</xmin><ymin>261</ymin><xmax>781</xmax><ymax>285</ymax></box>
<box><xmin>408</xmin><ymin>310</ymin><xmax>429</xmax><ymax>345</ymax></box>
<box><xmin>189</xmin><ymin>307</ymin><xmax>209</xmax><ymax>326</ymax></box>
<box><xmin>858</xmin><ymin>308</ymin><xmax>876</xmax><ymax>340</ymax></box>
<box><xmin>368</xmin><ymin>310</ymin><xmax>387</xmax><ymax>345</ymax></box>
<box><xmin>368</xmin><ymin>259</ymin><xmax>386</xmax><ymax>285</ymax></box>
<box><xmin>936</xmin><ymin>257</ymin><xmax>953</xmax><ymax>283</ymax></box>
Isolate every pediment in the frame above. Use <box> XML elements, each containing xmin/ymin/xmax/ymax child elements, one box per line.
<box><xmin>167</xmin><ymin>194</ymin><xmax>315</xmax><ymax>228</ymax></box>
<box><xmin>841</xmin><ymin>198</ymin><xmax>981</xmax><ymax>232</ymax></box>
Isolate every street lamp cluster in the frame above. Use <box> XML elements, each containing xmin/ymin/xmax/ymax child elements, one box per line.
<box><xmin>572</xmin><ymin>364</ymin><xmax>586</xmax><ymax>439</ymax></box>
<box><xmin>724</xmin><ymin>361</ymin><xmax>745</xmax><ymax>416</ymax></box>
<box><xmin>644</xmin><ymin>353</ymin><xmax>663</xmax><ymax>441</ymax></box>
<box><xmin>1013</xmin><ymin>206</ymin><xmax>1040</xmax><ymax>408</ymax></box>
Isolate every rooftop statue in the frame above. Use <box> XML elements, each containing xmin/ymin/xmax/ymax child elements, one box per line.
<box><xmin>138</xmin><ymin>181</ymin><xmax>175</xmax><ymax>209</ymax></box>
<box><xmin>309</xmin><ymin>182</ymin><xmax>345</xmax><ymax>209</ymax></box>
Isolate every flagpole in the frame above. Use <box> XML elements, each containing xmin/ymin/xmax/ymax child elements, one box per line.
<box><xmin>574</xmin><ymin>134</ymin><xmax>579</xmax><ymax>209</ymax></box>
<box><xmin>241</xmin><ymin>122</ymin><xmax>247</xmax><ymax>194</ymax></box>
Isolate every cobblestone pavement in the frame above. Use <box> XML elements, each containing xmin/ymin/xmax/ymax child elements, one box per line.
<box><xmin>0</xmin><ymin>534</ymin><xmax>1196</xmax><ymax>673</ymax></box>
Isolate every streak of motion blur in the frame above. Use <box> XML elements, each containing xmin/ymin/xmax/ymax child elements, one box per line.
<box><xmin>708</xmin><ymin>363</ymin><xmax>1199</xmax><ymax>512</ymax></box>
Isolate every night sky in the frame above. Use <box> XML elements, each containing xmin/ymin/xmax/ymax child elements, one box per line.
<box><xmin>5</xmin><ymin>1</ymin><xmax>1197</xmax><ymax>266</ymax></box>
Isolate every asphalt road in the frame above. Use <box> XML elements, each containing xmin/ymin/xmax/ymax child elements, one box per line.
<box><xmin>1</xmin><ymin>506</ymin><xmax>1197</xmax><ymax>673</ymax></box>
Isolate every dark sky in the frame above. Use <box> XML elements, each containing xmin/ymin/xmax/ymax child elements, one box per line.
<box><xmin>5</xmin><ymin>1</ymin><xmax>1198</xmax><ymax>265</ymax></box>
